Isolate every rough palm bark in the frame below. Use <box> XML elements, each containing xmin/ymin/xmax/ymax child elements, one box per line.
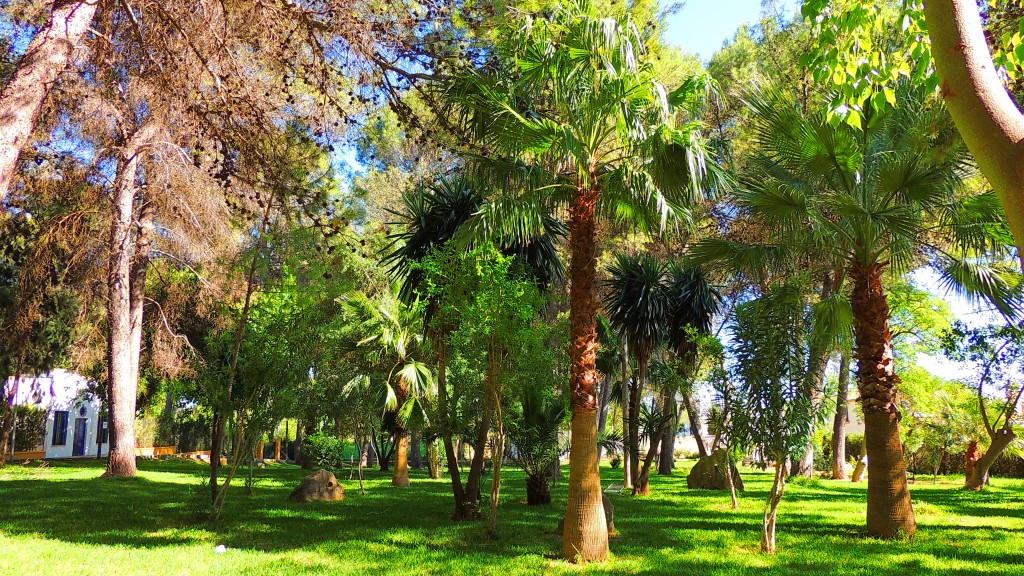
<box><xmin>832</xmin><ymin>354</ymin><xmax>850</xmax><ymax>480</ymax></box>
<box><xmin>0</xmin><ymin>0</ymin><xmax>99</xmax><ymax>202</ymax></box>
<box><xmin>850</xmin><ymin>263</ymin><xmax>916</xmax><ymax>539</ymax></box>
<box><xmin>924</xmin><ymin>0</ymin><xmax>1024</xmax><ymax>251</ymax></box>
<box><xmin>104</xmin><ymin>123</ymin><xmax>158</xmax><ymax>478</ymax></box>
<box><xmin>391</xmin><ymin>381</ymin><xmax>411</xmax><ymax>487</ymax></box>
<box><xmin>562</xmin><ymin>184</ymin><xmax>608</xmax><ymax>563</ymax></box>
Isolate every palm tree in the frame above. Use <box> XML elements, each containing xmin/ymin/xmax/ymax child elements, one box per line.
<box><xmin>693</xmin><ymin>87</ymin><xmax>1019</xmax><ymax>539</ymax></box>
<box><xmin>602</xmin><ymin>252</ymin><xmax>667</xmax><ymax>495</ymax></box>
<box><xmin>382</xmin><ymin>175</ymin><xmax>563</xmax><ymax>519</ymax></box>
<box><xmin>439</xmin><ymin>1</ymin><xmax>719</xmax><ymax>560</ymax></box>
<box><xmin>341</xmin><ymin>290</ymin><xmax>433</xmax><ymax>488</ymax></box>
<box><xmin>663</xmin><ymin>261</ymin><xmax>721</xmax><ymax>466</ymax></box>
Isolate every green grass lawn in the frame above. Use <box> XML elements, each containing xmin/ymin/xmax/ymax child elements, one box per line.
<box><xmin>1</xmin><ymin>458</ymin><xmax>1021</xmax><ymax>575</ymax></box>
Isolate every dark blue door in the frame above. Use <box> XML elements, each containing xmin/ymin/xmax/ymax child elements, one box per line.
<box><xmin>72</xmin><ymin>418</ymin><xmax>88</xmax><ymax>456</ymax></box>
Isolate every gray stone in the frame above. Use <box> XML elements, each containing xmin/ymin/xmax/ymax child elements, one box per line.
<box><xmin>686</xmin><ymin>449</ymin><xmax>745</xmax><ymax>491</ymax></box>
<box><xmin>287</xmin><ymin>469</ymin><xmax>345</xmax><ymax>502</ymax></box>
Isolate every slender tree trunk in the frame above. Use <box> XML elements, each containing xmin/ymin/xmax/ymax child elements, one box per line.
<box><xmin>966</xmin><ymin>428</ymin><xmax>1016</xmax><ymax>489</ymax></box>
<box><xmin>410</xmin><ymin>429</ymin><xmax>423</xmax><ymax>469</ymax></box>
<box><xmin>761</xmin><ymin>460</ymin><xmax>788</xmax><ymax>554</ymax></box>
<box><xmin>0</xmin><ymin>0</ymin><xmax>99</xmax><ymax>201</ymax></box>
<box><xmin>681</xmin><ymin>392</ymin><xmax>708</xmax><ymax>458</ymax></box>
<box><xmin>627</xmin><ymin>356</ymin><xmax>645</xmax><ymax>490</ymax></box>
<box><xmin>725</xmin><ymin>457</ymin><xmax>739</xmax><ymax>509</ymax></box>
<box><xmin>426</xmin><ymin>439</ymin><xmax>441</xmax><ymax>479</ymax></box>
<box><xmin>852</xmin><ymin>441</ymin><xmax>868</xmax><ymax>483</ymax></box>
<box><xmin>634</xmin><ymin>410</ymin><xmax>671</xmax><ymax>495</ymax></box>
<box><xmin>658</xmin><ymin>388</ymin><xmax>675</xmax><ymax>475</ymax></box>
<box><xmin>832</xmin><ymin>354</ymin><xmax>850</xmax><ymax>480</ymax></box>
<box><xmin>562</xmin><ymin>184</ymin><xmax>608</xmax><ymax>563</ymax></box>
<box><xmin>596</xmin><ymin>373</ymin><xmax>611</xmax><ymax>463</ymax></box>
<box><xmin>851</xmin><ymin>263</ymin><xmax>916</xmax><ymax>539</ymax></box>
<box><xmin>487</xmin><ymin>383</ymin><xmax>505</xmax><ymax>538</ymax></box>
<box><xmin>104</xmin><ymin>124</ymin><xmax>157</xmax><ymax>478</ymax></box>
<box><xmin>620</xmin><ymin>341</ymin><xmax>632</xmax><ymax>489</ymax></box>
<box><xmin>924</xmin><ymin>0</ymin><xmax>1024</xmax><ymax>251</ymax></box>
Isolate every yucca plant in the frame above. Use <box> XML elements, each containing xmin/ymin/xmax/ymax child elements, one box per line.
<box><xmin>603</xmin><ymin>252</ymin><xmax>667</xmax><ymax>494</ymax></box>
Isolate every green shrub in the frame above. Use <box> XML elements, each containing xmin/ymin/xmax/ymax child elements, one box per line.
<box><xmin>609</xmin><ymin>453</ymin><xmax>621</xmax><ymax>469</ymax></box>
<box><xmin>13</xmin><ymin>405</ymin><xmax>46</xmax><ymax>451</ymax></box>
<box><xmin>845</xmin><ymin>434</ymin><xmax>865</xmax><ymax>464</ymax></box>
<box><xmin>302</xmin><ymin>433</ymin><xmax>346</xmax><ymax>469</ymax></box>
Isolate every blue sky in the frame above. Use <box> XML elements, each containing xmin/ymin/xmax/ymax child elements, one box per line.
<box><xmin>662</xmin><ymin>0</ymin><xmax>800</xmax><ymax>61</ymax></box>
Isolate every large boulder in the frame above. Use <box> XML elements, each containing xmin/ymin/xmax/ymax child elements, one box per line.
<box><xmin>287</xmin><ymin>469</ymin><xmax>345</xmax><ymax>503</ymax></box>
<box><xmin>686</xmin><ymin>449</ymin><xmax>744</xmax><ymax>491</ymax></box>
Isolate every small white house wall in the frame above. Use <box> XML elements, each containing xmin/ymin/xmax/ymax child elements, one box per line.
<box><xmin>43</xmin><ymin>397</ymin><xmax>107</xmax><ymax>459</ymax></box>
<box><xmin>9</xmin><ymin>370</ymin><xmax>108</xmax><ymax>459</ymax></box>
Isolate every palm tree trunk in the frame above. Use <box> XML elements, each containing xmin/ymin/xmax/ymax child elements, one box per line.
<box><xmin>392</xmin><ymin>432</ymin><xmax>410</xmax><ymax>487</ymax></box>
<box><xmin>832</xmin><ymin>354</ymin><xmax>850</xmax><ymax>480</ymax></box>
<box><xmin>851</xmin><ymin>262</ymin><xmax>916</xmax><ymax>539</ymax></box>
<box><xmin>0</xmin><ymin>0</ymin><xmax>99</xmax><ymax>201</ymax></box>
<box><xmin>562</xmin><ymin>184</ymin><xmax>609</xmax><ymax>563</ymax></box>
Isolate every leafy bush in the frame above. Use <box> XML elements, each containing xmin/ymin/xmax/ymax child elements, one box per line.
<box><xmin>609</xmin><ymin>454</ymin><xmax>621</xmax><ymax>469</ymax></box>
<box><xmin>302</xmin><ymin>433</ymin><xmax>347</xmax><ymax>470</ymax></box>
<box><xmin>845</xmin><ymin>434</ymin><xmax>864</xmax><ymax>464</ymax></box>
<box><xmin>13</xmin><ymin>405</ymin><xmax>46</xmax><ymax>451</ymax></box>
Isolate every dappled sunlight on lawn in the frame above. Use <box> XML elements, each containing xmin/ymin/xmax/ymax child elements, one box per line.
<box><xmin>1</xmin><ymin>458</ymin><xmax>1022</xmax><ymax>575</ymax></box>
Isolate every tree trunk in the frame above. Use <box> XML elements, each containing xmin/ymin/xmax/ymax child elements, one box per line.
<box><xmin>526</xmin><ymin>472</ymin><xmax>552</xmax><ymax>505</ymax></box>
<box><xmin>410</xmin><ymin>429</ymin><xmax>423</xmax><ymax>469</ymax></box>
<box><xmin>634</xmin><ymin>409</ymin><xmax>671</xmax><ymax>496</ymax></box>
<box><xmin>725</xmin><ymin>457</ymin><xmax>739</xmax><ymax>509</ymax></box>
<box><xmin>832</xmin><ymin>354</ymin><xmax>850</xmax><ymax>480</ymax></box>
<box><xmin>851</xmin><ymin>263</ymin><xmax>916</xmax><ymax>539</ymax></box>
<box><xmin>426</xmin><ymin>439</ymin><xmax>441</xmax><ymax>479</ymax></box>
<box><xmin>924</xmin><ymin>0</ymin><xmax>1024</xmax><ymax>252</ymax></box>
<box><xmin>966</xmin><ymin>428</ymin><xmax>1016</xmax><ymax>490</ymax></box>
<box><xmin>627</xmin><ymin>356</ymin><xmax>645</xmax><ymax>490</ymax></box>
<box><xmin>487</xmin><ymin>412</ymin><xmax>505</xmax><ymax>537</ymax></box>
<box><xmin>561</xmin><ymin>184</ymin><xmax>609</xmax><ymax>563</ymax></box>
<box><xmin>392</xmin><ymin>432</ymin><xmax>410</xmax><ymax>487</ymax></box>
<box><xmin>761</xmin><ymin>460</ymin><xmax>788</xmax><ymax>554</ymax></box>
<box><xmin>681</xmin><ymin>392</ymin><xmax>708</xmax><ymax>458</ymax></box>
<box><xmin>620</xmin><ymin>341</ymin><xmax>632</xmax><ymax>489</ymax></box>
<box><xmin>0</xmin><ymin>0</ymin><xmax>99</xmax><ymax>201</ymax></box>
<box><xmin>658</xmin><ymin>388</ymin><xmax>675</xmax><ymax>475</ymax></box>
<box><xmin>596</xmin><ymin>373</ymin><xmax>612</xmax><ymax>463</ymax></box>
<box><xmin>104</xmin><ymin>124</ymin><xmax>157</xmax><ymax>478</ymax></box>
<box><xmin>852</xmin><ymin>441</ymin><xmax>868</xmax><ymax>483</ymax></box>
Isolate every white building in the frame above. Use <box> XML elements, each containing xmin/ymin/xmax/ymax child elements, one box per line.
<box><xmin>9</xmin><ymin>369</ymin><xmax>108</xmax><ymax>459</ymax></box>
